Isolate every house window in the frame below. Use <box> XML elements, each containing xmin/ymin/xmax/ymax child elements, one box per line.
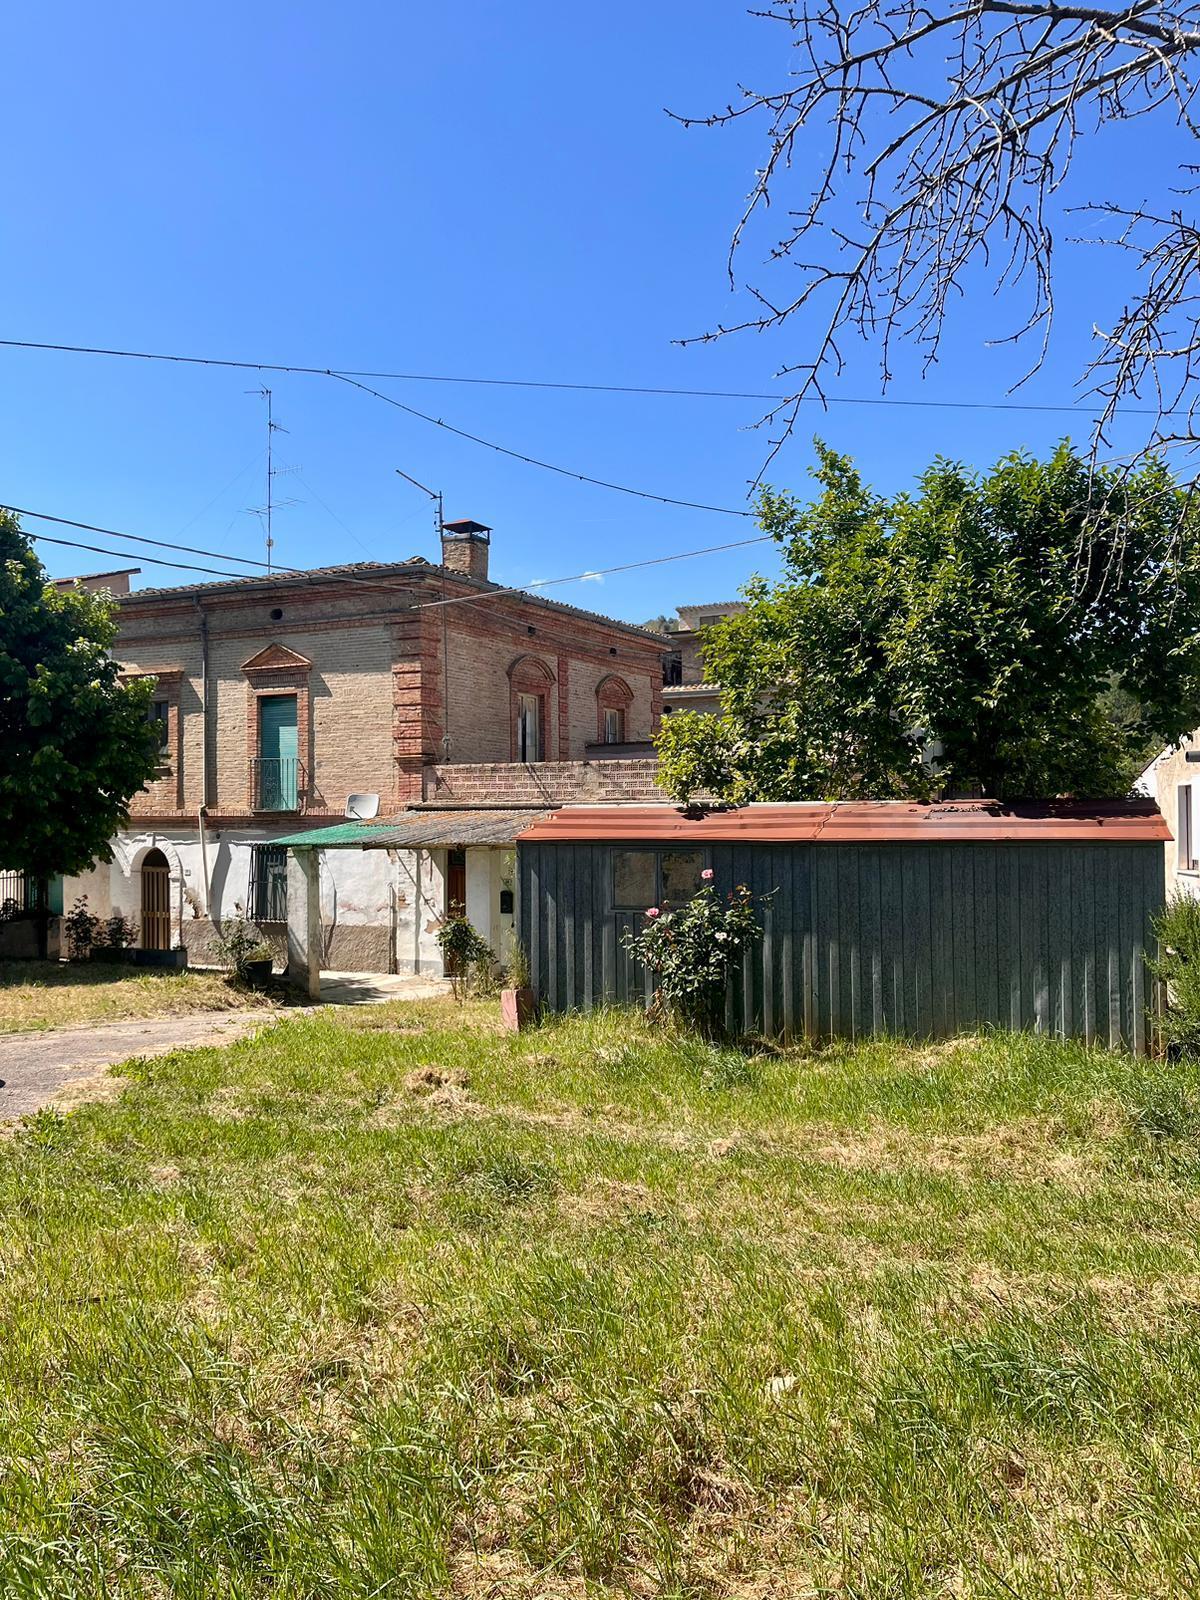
<box><xmin>603</xmin><ymin>706</ymin><xmax>626</xmax><ymax>744</ymax></box>
<box><xmin>516</xmin><ymin>692</ymin><xmax>541</xmax><ymax>763</ymax></box>
<box><xmin>612</xmin><ymin>849</ymin><xmax>707</xmax><ymax>910</ymax></box>
<box><xmin>663</xmin><ymin>653</ymin><xmax>683</xmax><ymax>687</ymax></box>
<box><xmin>1180</xmin><ymin>784</ymin><xmax>1195</xmax><ymax>871</ymax></box>
<box><xmin>698</xmin><ymin>614</ymin><xmax>722</xmax><ymax>628</ymax></box>
<box><xmin>248</xmin><ymin>844</ymin><xmax>288</xmax><ymax>922</ymax></box>
<box><xmin>661</xmin><ymin>850</ymin><xmax>705</xmax><ymax>904</ymax></box>
<box><xmin>148</xmin><ymin>700</ymin><xmax>170</xmax><ymax>753</ymax></box>
<box><xmin>613</xmin><ymin>850</ymin><xmax>657</xmax><ymax>909</ymax></box>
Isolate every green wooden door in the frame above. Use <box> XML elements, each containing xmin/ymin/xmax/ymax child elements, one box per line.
<box><xmin>258</xmin><ymin>695</ymin><xmax>299</xmax><ymax>810</ymax></box>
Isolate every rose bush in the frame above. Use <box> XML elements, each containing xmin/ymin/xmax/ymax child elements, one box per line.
<box><xmin>621</xmin><ymin>876</ymin><xmax>761</xmax><ymax>1038</ymax></box>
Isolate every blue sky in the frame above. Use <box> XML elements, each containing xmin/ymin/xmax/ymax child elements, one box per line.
<box><xmin>0</xmin><ymin>3</ymin><xmax>1169</xmax><ymax>622</ymax></box>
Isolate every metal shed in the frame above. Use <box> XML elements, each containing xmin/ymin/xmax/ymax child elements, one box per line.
<box><xmin>516</xmin><ymin>800</ymin><xmax>1171</xmax><ymax>1050</ymax></box>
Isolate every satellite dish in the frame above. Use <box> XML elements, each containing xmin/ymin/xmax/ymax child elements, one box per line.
<box><xmin>345</xmin><ymin>793</ymin><xmax>380</xmax><ymax>821</ymax></box>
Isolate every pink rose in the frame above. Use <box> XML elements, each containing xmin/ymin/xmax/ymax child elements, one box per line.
<box><xmin>646</xmin><ymin>907</ymin><xmax>660</xmax><ymax>918</ymax></box>
<box><xmin>701</xmin><ymin>868</ymin><xmax>714</xmax><ymax>881</ymax></box>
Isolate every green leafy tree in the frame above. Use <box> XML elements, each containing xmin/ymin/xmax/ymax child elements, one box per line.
<box><xmin>0</xmin><ymin>511</ymin><xmax>160</xmax><ymax>878</ymax></box>
<box><xmin>657</xmin><ymin>445</ymin><xmax>1200</xmax><ymax>803</ymax></box>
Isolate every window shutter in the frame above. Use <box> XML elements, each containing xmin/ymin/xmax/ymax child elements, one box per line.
<box><xmin>1179</xmin><ymin>784</ymin><xmax>1194</xmax><ymax>871</ymax></box>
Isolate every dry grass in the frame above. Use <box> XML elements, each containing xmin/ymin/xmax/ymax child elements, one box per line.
<box><xmin>4</xmin><ymin>1002</ymin><xmax>1200</xmax><ymax>1595</ymax></box>
<box><xmin>0</xmin><ymin>959</ymin><xmax>279</xmax><ymax>1032</ymax></box>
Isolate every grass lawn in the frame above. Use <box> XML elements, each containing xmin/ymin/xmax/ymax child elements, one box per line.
<box><xmin>0</xmin><ymin>961</ymin><xmax>279</xmax><ymax>1033</ymax></box>
<box><xmin>4</xmin><ymin>1004</ymin><xmax>1200</xmax><ymax>1596</ymax></box>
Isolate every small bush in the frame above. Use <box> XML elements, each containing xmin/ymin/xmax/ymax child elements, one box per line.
<box><xmin>213</xmin><ymin>914</ymin><xmax>272</xmax><ymax>981</ymax></box>
<box><xmin>436</xmin><ymin>915</ymin><xmax>496</xmax><ymax>1002</ymax></box>
<box><xmin>1149</xmin><ymin>895</ymin><xmax>1200</xmax><ymax>1055</ymax></box>
<box><xmin>95</xmin><ymin>911</ymin><xmax>138</xmax><ymax>951</ymax></box>
<box><xmin>621</xmin><ymin>874</ymin><xmax>762</xmax><ymax>1038</ymax></box>
<box><xmin>63</xmin><ymin>897</ymin><xmax>99</xmax><ymax>960</ymax></box>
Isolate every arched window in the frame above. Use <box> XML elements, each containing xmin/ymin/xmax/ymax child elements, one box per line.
<box><xmin>507</xmin><ymin>656</ymin><xmax>555</xmax><ymax>763</ymax></box>
<box><xmin>596</xmin><ymin>674</ymin><xmax>634</xmax><ymax>744</ymax></box>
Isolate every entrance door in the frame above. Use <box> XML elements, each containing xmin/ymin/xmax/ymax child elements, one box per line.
<box><xmin>141</xmin><ymin>849</ymin><xmax>171</xmax><ymax>950</ymax></box>
<box><xmin>258</xmin><ymin>695</ymin><xmax>299</xmax><ymax>810</ymax></box>
<box><xmin>445</xmin><ymin>849</ymin><xmax>467</xmax><ymax>975</ymax></box>
<box><xmin>447</xmin><ymin>849</ymin><xmax>467</xmax><ymax>918</ymax></box>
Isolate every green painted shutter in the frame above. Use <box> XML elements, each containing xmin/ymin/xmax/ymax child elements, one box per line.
<box><xmin>259</xmin><ymin>696</ymin><xmax>299</xmax><ymax>809</ymax></box>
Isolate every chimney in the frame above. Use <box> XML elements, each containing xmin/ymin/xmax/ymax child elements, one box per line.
<box><xmin>440</xmin><ymin>517</ymin><xmax>492</xmax><ymax>581</ymax></box>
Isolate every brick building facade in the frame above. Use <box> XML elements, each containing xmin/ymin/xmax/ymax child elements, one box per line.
<box><xmin>65</xmin><ymin>524</ymin><xmax>667</xmax><ymax>974</ymax></box>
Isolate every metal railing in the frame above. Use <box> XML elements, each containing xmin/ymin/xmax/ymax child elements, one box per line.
<box><xmin>0</xmin><ymin>871</ymin><xmax>42</xmax><ymax>919</ymax></box>
<box><xmin>250</xmin><ymin>757</ymin><xmax>307</xmax><ymax>813</ymax></box>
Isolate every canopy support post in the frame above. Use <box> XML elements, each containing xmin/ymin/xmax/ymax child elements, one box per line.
<box><xmin>286</xmin><ymin>848</ymin><xmax>322</xmax><ymax>1000</ymax></box>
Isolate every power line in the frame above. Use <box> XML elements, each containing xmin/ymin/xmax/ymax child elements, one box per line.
<box><xmin>330</xmin><ymin>373</ymin><xmax>755</xmax><ymax>517</ymax></box>
<box><xmin>0</xmin><ymin>333</ymin><xmax>1167</xmax><ymax>417</ymax></box>
<box><xmin>2</xmin><ymin>504</ymin><xmax>278</xmax><ymax>570</ymax></box>
<box><xmin>25</xmin><ymin>531</ymin><xmax>258</xmax><ymax>582</ymax></box>
<box><xmin>0</xmin><ymin>338</ymin><xmax>755</xmax><ymax>518</ymax></box>
<box><xmin>413</xmin><ymin>535</ymin><xmax>774</xmax><ymax>609</ymax></box>
<box><xmin>7</xmin><ymin>499</ymin><xmax>773</xmax><ymax>612</ymax></box>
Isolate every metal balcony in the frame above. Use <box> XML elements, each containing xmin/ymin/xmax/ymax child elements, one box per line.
<box><xmin>251</xmin><ymin>757</ymin><xmax>307</xmax><ymax>813</ymax></box>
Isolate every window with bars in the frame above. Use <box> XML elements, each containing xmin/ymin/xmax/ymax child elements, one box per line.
<box><xmin>248</xmin><ymin>845</ymin><xmax>288</xmax><ymax>922</ymax></box>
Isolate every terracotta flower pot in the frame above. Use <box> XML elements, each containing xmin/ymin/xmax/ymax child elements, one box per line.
<box><xmin>500</xmin><ymin>986</ymin><xmax>536</xmax><ymax>1031</ymax></box>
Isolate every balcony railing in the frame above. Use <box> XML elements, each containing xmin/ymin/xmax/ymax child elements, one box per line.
<box><xmin>251</xmin><ymin>757</ymin><xmax>307</xmax><ymax>813</ymax></box>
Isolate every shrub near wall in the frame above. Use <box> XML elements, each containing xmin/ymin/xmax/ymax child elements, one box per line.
<box><xmin>621</xmin><ymin>874</ymin><xmax>761</xmax><ymax>1038</ymax></box>
<box><xmin>1150</xmin><ymin>896</ymin><xmax>1200</xmax><ymax>1055</ymax></box>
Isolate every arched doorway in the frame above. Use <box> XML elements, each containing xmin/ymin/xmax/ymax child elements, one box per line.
<box><xmin>141</xmin><ymin>849</ymin><xmax>171</xmax><ymax>950</ymax></box>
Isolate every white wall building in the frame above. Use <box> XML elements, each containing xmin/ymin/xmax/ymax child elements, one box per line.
<box><xmin>69</xmin><ymin>817</ymin><xmax>525</xmax><ymax>978</ymax></box>
<box><xmin>1137</xmin><ymin>739</ymin><xmax>1193</xmax><ymax>900</ymax></box>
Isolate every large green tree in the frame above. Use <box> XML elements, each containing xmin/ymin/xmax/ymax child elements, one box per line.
<box><xmin>657</xmin><ymin>446</ymin><xmax>1200</xmax><ymax>804</ymax></box>
<box><xmin>0</xmin><ymin>510</ymin><xmax>160</xmax><ymax>877</ymax></box>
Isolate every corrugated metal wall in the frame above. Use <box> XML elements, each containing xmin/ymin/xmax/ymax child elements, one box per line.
<box><xmin>517</xmin><ymin>841</ymin><xmax>1164</xmax><ymax>1049</ymax></box>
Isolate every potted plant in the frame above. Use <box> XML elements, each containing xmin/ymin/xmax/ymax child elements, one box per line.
<box><xmin>242</xmin><ymin>946</ymin><xmax>275</xmax><ymax>987</ymax></box>
<box><xmin>131</xmin><ymin>944</ymin><xmax>189</xmax><ymax>972</ymax></box>
<box><xmin>500</xmin><ymin>937</ymin><xmax>535</xmax><ymax>1032</ymax></box>
<box><xmin>214</xmin><ymin>914</ymin><xmax>274</xmax><ymax>987</ymax></box>
<box><xmin>90</xmin><ymin>911</ymin><xmax>137</xmax><ymax>963</ymax></box>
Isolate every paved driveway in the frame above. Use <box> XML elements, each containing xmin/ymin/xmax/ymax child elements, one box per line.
<box><xmin>0</xmin><ymin>1010</ymin><xmax>283</xmax><ymax>1122</ymax></box>
<box><xmin>0</xmin><ymin>972</ymin><xmax>453</xmax><ymax>1123</ymax></box>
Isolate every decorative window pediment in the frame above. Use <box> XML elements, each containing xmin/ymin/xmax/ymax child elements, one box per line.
<box><xmin>241</xmin><ymin>643</ymin><xmax>313</xmax><ymax>676</ymax></box>
<box><xmin>596</xmin><ymin>673</ymin><xmax>634</xmax><ymax>706</ymax></box>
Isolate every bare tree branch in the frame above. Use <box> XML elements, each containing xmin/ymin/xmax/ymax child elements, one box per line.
<box><xmin>677</xmin><ymin>1</ymin><xmax>1200</xmax><ymax>483</ymax></box>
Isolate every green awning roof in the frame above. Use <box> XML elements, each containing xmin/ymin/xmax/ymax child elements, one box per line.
<box><xmin>266</xmin><ymin>808</ymin><xmax>550</xmax><ymax>850</ymax></box>
<box><xmin>265</xmin><ymin>822</ymin><xmax>407</xmax><ymax>849</ymax></box>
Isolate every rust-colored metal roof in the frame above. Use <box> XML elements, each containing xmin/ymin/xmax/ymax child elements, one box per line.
<box><xmin>516</xmin><ymin>800</ymin><xmax>1171</xmax><ymax>845</ymax></box>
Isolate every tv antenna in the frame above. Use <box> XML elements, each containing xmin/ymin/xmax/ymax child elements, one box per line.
<box><xmin>395</xmin><ymin>466</ymin><xmax>449</xmax><ymax>759</ymax></box>
<box><xmin>246</xmin><ymin>387</ymin><xmax>300</xmax><ymax>573</ymax></box>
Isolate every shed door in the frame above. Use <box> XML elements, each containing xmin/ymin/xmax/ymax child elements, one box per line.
<box><xmin>141</xmin><ymin>849</ymin><xmax>171</xmax><ymax>950</ymax></box>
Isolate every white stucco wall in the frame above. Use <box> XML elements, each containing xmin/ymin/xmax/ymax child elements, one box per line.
<box><xmin>64</xmin><ymin>828</ymin><xmax>396</xmax><ymax>958</ymax></box>
<box><xmin>64</xmin><ymin>832</ymin><xmax>515</xmax><ymax>978</ymax></box>
<box><xmin>393</xmin><ymin>847</ymin><xmax>448</xmax><ymax>975</ymax></box>
<box><xmin>1143</xmin><ymin>740</ymin><xmax>1197</xmax><ymax>901</ymax></box>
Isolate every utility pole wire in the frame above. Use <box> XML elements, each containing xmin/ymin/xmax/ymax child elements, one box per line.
<box><xmin>6</xmin><ymin>503</ymin><xmax>775</xmax><ymax>612</ymax></box>
<box><xmin>331</xmin><ymin>374</ymin><xmax>754</xmax><ymax>516</ymax></box>
<box><xmin>410</xmin><ymin>533</ymin><xmax>776</xmax><ymax>610</ymax></box>
<box><xmin>0</xmin><ymin>333</ymin><xmax>1182</xmax><ymax>415</ymax></box>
